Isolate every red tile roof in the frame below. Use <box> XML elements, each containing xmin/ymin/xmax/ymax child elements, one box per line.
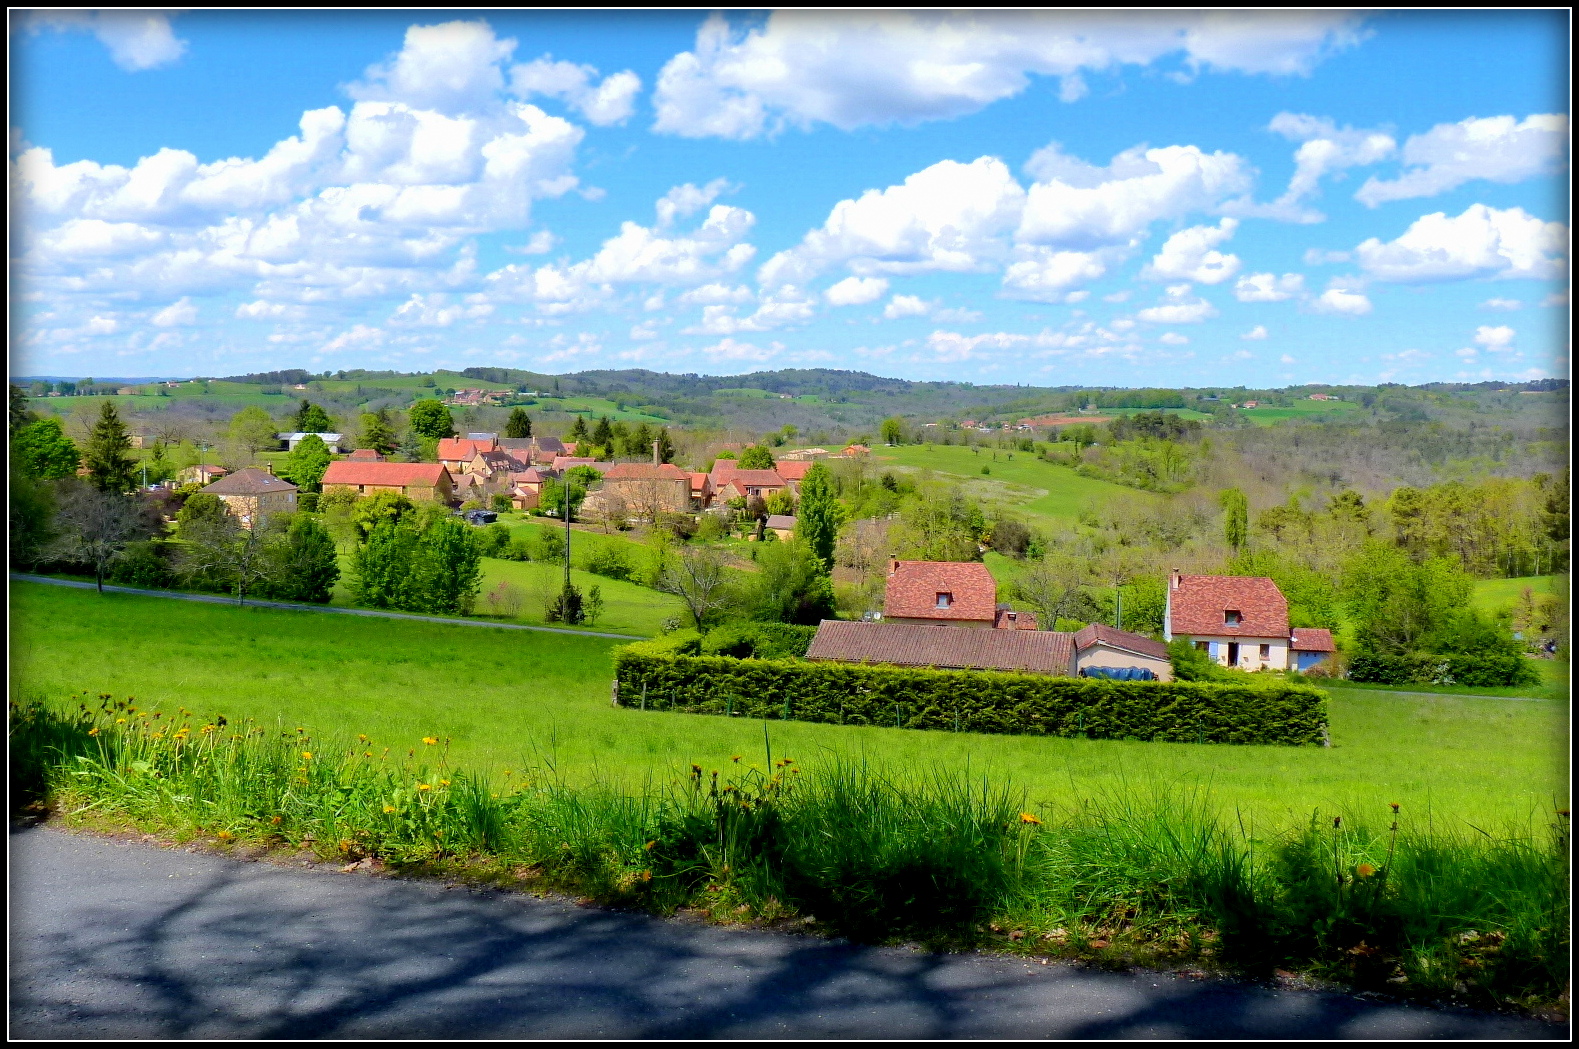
<box><xmin>775</xmin><ymin>461</ymin><xmax>813</xmax><ymax>481</ymax></box>
<box><xmin>510</xmin><ymin>468</ymin><xmax>545</xmax><ymax>484</ymax></box>
<box><xmin>689</xmin><ymin>472</ymin><xmax>711</xmax><ymax>494</ymax></box>
<box><xmin>600</xmin><ymin>463</ymin><xmax>690</xmax><ymax>481</ymax></box>
<box><xmin>201</xmin><ymin>468</ymin><xmax>297</xmax><ymax>496</ymax></box>
<box><xmin>1073</xmin><ymin>623</ymin><xmax>1169</xmax><ymax>661</ymax></box>
<box><xmin>1290</xmin><ymin>627</ymin><xmax>1336</xmax><ymax>652</ymax></box>
<box><xmin>1169</xmin><ymin>575</ymin><xmax>1289</xmax><ymax>638</ymax></box>
<box><xmin>884</xmin><ymin>560</ymin><xmax>997</xmax><ymax>622</ymax></box>
<box><xmin>552</xmin><ymin>456</ymin><xmax>599</xmax><ymax>472</ymax></box>
<box><xmin>726</xmin><ymin>469</ymin><xmax>787</xmax><ymax>488</ymax></box>
<box><xmin>437</xmin><ymin>437</ymin><xmax>496</xmax><ymax>461</ymax></box>
<box><xmin>322</xmin><ymin>461</ymin><xmax>450</xmax><ymax>487</ymax></box>
<box><xmin>807</xmin><ymin>621</ymin><xmax>1074</xmax><ymax>675</ymax></box>
<box><xmin>346</xmin><ymin>449</ymin><xmax>383</xmax><ymax>461</ymax></box>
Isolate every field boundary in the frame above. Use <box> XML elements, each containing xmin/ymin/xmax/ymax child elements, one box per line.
<box><xmin>9</xmin><ymin>574</ymin><xmax>645</xmax><ymax>640</ymax></box>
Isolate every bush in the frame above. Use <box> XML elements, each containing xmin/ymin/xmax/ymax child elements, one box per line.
<box><xmin>1347</xmin><ymin>653</ymin><xmax>1539</xmax><ymax>688</ymax></box>
<box><xmin>502</xmin><ymin>538</ymin><xmax>533</xmax><ymax>561</ymax></box>
<box><xmin>107</xmin><ymin>541</ymin><xmax>174</xmax><ymax>589</ymax></box>
<box><xmin>298</xmin><ymin>492</ymin><xmax>319</xmax><ymax>513</ymax></box>
<box><xmin>582</xmin><ymin>542</ymin><xmax>634</xmax><ymax>581</ymax></box>
<box><xmin>476</xmin><ymin>523</ymin><xmax>511</xmax><ymax>558</ymax></box>
<box><xmin>614</xmin><ymin>652</ymin><xmax>1327</xmax><ymax>745</ymax></box>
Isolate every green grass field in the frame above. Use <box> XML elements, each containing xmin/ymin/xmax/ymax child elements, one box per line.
<box><xmin>1239</xmin><ymin>400</ymin><xmax>1363</xmax><ymax>426</ymax></box>
<box><xmin>13</xmin><ymin>581</ymin><xmax>1566</xmax><ymax>833</ymax></box>
<box><xmin>1473</xmin><ymin>574</ymin><xmax>1568</xmax><ymax>614</ymax></box>
<box><xmin>874</xmin><ymin>444</ymin><xmax>1146</xmax><ymax>526</ymax></box>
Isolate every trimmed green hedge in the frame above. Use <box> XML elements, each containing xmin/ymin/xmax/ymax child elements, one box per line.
<box><xmin>1348</xmin><ymin>652</ymin><xmax>1540</xmax><ymax>688</ymax></box>
<box><xmin>613</xmin><ymin>651</ymin><xmax>1327</xmax><ymax>746</ymax></box>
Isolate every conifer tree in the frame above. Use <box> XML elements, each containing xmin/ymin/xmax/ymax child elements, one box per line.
<box><xmin>504</xmin><ymin>407</ymin><xmax>533</xmax><ymax>439</ymax></box>
<box><xmin>82</xmin><ymin>401</ymin><xmax>137</xmax><ymax>492</ymax></box>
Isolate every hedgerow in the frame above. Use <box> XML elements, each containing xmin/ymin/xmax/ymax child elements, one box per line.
<box><xmin>613</xmin><ymin>651</ymin><xmax>1327</xmax><ymax>746</ymax></box>
<box><xmin>1348</xmin><ymin>653</ymin><xmax>1540</xmax><ymax>688</ymax></box>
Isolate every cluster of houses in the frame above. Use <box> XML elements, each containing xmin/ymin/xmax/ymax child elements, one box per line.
<box><xmin>803</xmin><ymin>561</ymin><xmax>1334</xmax><ymax>681</ymax></box>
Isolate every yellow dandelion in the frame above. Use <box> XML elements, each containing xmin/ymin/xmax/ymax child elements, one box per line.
<box><xmin>88</xmin><ymin>727</ymin><xmax>99</xmax><ymax>737</ymax></box>
<box><xmin>364</xmin><ymin>751</ymin><xmax>373</xmax><ymax>758</ymax></box>
<box><xmin>384</xmin><ymin>805</ymin><xmax>397</xmax><ymax>813</ymax></box>
<box><xmin>270</xmin><ymin>815</ymin><xmax>283</xmax><ymax>825</ymax></box>
<box><xmin>216</xmin><ymin>830</ymin><xmax>233</xmax><ymax>841</ymax></box>
<box><xmin>422</xmin><ymin>737</ymin><xmax>438</xmax><ymax>745</ymax></box>
<box><xmin>1019</xmin><ymin>813</ymin><xmax>1042</xmax><ymax>825</ymax></box>
<box><xmin>731</xmin><ymin>755</ymin><xmax>741</xmax><ymax>763</ymax></box>
<box><xmin>418</xmin><ymin>783</ymin><xmax>432</xmax><ymax>791</ymax></box>
<box><xmin>1356</xmin><ymin>863</ymin><xmax>1377</xmax><ymax>878</ymax></box>
<box><xmin>302</xmin><ymin>751</ymin><xmax>313</xmax><ymax>760</ymax></box>
<box><xmin>440</xmin><ymin>779</ymin><xmax>450</xmax><ymax>787</ymax></box>
<box><xmin>115</xmin><ymin>717</ymin><xmax>127</xmax><ymax>724</ymax></box>
<box><xmin>358</xmin><ymin>734</ymin><xmax>369</xmax><ymax>743</ymax></box>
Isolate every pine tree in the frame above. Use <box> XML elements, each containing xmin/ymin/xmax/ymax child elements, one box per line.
<box><xmin>591</xmin><ymin>415</ymin><xmax>615</xmax><ymax>452</ymax></box>
<box><xmin>655</xmin><ymin>427</ymin><xmax>676</xmax><ymax>464</ymax></box>
<box><xmin>795</xmin><ymin>461</ymin><xmax>841</xmax><ymax>569</ymax></box>
<box><xmin>294</xmin><ymin>400</ymin><xmax>332</xmax><ymax>433</ymax></box>
<box><xmin>82</xmin><ymin>401</ymin><xmax>137</xmax><ymax>492</ymax></box>
<box><xmin>567</xmin><ymin>415</ymin><xmax>590</xmax><ymax>443</ymax></box>
<box><xmin>357</xmin><ymin>411</ymin><xmax>397</xmax><ymax>454</ymax></box>
<box><xmin>504</xmin><ymin>407</ymin><xmax>533</xmax><ymax>439</ymax></box>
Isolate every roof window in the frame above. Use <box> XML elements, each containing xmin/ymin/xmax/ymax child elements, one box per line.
<box><xmin>1224</xmin><ymin>609</ymin><xmax>1242</xmax><ymax>626</ymax></box>
<box><xmin>936</xmin><ymin>592</ymin><xmax>953</xmax><ymax>609</ymax></box>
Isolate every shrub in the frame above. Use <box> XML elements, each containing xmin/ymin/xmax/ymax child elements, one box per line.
<box><xmin>476</xmin><ymin>523</ymin><xmax>512</xmax><ymax>558</ymax></box>
<box><xmin>582</xmin><ymin>542</ymin><xmax>633</xmax><ymax>581</ymax></box>
<box><xmin>1347</xmin><ymin>653</ymin><xmax>1539</xmax><ymax>688</ymax></box>
<box><xmin>107</xmin><ymin>540</ymin><xmax>174</xmax><ymax>589</ymax></box>
<box><xmin>502</xmin><ymin>538</ymin><xmax>533</xmax><ymax>561</ymax></box>
<box><xmin>613</xmin><ymin>652</ymin><xmax>1327</xmax><ymax>745</ymax></box>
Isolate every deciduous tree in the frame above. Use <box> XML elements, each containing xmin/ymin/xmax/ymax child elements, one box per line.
<box><xmin>12</xmin><ymin>418</ymin><xmax>80</xmax><ymax>480</ymax></box>
<box><xmin>795</xmin><ymin>461</ymin><xmax>841</xmax><ymax>569</ymax></box>
<box><xmin>407</xmin><ymin>399</ymin><xmax>455</xmax><ymax>440</ymax></box>
<box><xmin>277</xmin><ymin>433</ymin><xmax>333</xmax><ymax>492</ymax></box>
<box><xmin>50</xmin><ymin>484</ymin><xmax>154</xmax><ymax>592</ymax></box>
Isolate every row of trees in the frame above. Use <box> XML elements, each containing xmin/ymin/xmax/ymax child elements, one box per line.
<box><xmin>565</xmin><ymin>414</ymin><xmax>677</xmax><ymax>462</ymax></box>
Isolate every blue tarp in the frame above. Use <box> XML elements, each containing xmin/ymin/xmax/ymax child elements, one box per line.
<box><xmin>1080</xmin><ymin>666</ymin><xmax>1157</xmax><ymax>681</ymax></box>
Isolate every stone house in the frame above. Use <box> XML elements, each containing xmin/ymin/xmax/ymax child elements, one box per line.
<box><xmin>321</xmin><ymin>461</ymin><xmax>455</xmax><ymax>504</ymax></box>
<box><xmin>199</xmin><ymin>467</ymin><xmax>298</xmax><ymax>529</ymax></box>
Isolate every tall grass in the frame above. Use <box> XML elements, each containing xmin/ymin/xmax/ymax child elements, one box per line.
<box><xmin>11</xmin><ymin>692</ymin><xmax>1567</xmax><ymax>1012</ymax></box>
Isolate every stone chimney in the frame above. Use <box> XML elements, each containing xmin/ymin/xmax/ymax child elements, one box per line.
<box><xmin>1170</xmin><ymin>568</ymin><xmax>1181</xmax><ymax>590</ymax></box>
<box><xmin>889</xmin><ymin>558</ymin><xmax>900</xmax><ymax>577</ymax></box>
<box><xmin>652</xmin><ymin>439</ymin><xmax>660</xmax><ymax>466</ymax></box>
<box><xmin>264</xmin><ymin>462</ymin><xmax>274</xmax><ymax>476</ymax></box>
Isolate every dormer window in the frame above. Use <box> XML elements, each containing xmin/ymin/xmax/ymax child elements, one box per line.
<box><xmin>936</xmin><ymin>592</ymin><xmax>953</xmax><ymax>609</ymax></box>
<box><xmin>1224</xmin><ymin>609</ymin><xmax>1242</xmax><ymax>626</ymax></box>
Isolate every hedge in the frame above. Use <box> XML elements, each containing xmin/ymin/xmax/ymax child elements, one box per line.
<box><xmin>613</xmin><ymin>651</ymin><xmax>1328</xmax><ymax>746</ymax></box>
<box><xmin>1347</xmin><ymin>652</ymin><xmax>1540</xmax><ymax>688</ymax></box>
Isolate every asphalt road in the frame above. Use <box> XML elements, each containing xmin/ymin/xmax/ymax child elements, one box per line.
<box><xmin>10</xmin><ymin>826</ymin><xmax>1565</xmax><ymax>1040</ymax></box>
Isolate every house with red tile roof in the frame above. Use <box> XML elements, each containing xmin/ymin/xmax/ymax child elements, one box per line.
<box><xmin>716</xmin><ymin>469</ymin><xmax>789</xmax><ymax>504</ymax></box>
<box><xmin>596</xmin><ymin>462</ymin><xmax>693</xmax><ymax>515</ymax></box>
<box><xmin>322</xmin><ymin>461</ymin><xmax>455</xmax><ymax>504</ymax></box>
<box><xmin>1073</xmin><ymin>623</ymin><xmax>1172</xmax><ymax>679</ymax></box>
<box><xmin>436</xmin><ymin>436</ymin><xmax>498</xmax><ymax>474</ymax></box>
<box><xmin>1289</xmin><ymin>628</ymin><xmax>1337</xmax><ymax>672</ymax></box>
<box><xmin>1164</xmin><ymin>570</ymin><xmax>1328</xmax><ymax>671</ymax></box>
<box><xmin>882</xmin><ymin>560</ymin><xmax>1002</xmax><ymax>628</ymax></box>
<box><xmin>806</xmin><ymin>619</ymin><xmax>1171</xmax><ymax>679</ymax></box>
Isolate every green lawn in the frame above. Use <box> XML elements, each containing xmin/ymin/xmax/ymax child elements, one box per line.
<box><xmin>13</xmin><ymin>581</ymin><xmax>1566</xmax><ymax>834</ymax></box>
<box><xmin>874</xmin><ymin>444</ymin><xmax>1146</xmax><ymax>526</ymax></box>
<box><xmin>1473</xmin><ymin>574</ymin><xmax>1568</xmax><ymax>614</ymax></box>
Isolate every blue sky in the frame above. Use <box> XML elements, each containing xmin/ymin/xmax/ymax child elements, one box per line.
<box><xmin>10</xmin><ymin>10</ymin><xmax>1570</xmax><ymax>384</ymax></box>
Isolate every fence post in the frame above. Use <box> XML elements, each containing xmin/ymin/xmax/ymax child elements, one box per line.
<box><xmin>640</xmin><ymin>683</ymin><xmax>647</xmax><ymax>711</ymax></box>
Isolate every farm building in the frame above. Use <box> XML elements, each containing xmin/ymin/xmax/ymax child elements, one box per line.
<box><xmin>1164</xmin><ymin>570</ymin><xmax>1334</xmax><ymax>672</ymax></box>
<box><xmin>321</xmin><ymin>461</ymin><xmax>455</xmax><ymax>503</ymax></box>
<box><xmin>199</xmin><ymin>467</ymin><xmax>297</xmax><ymax>529</ymax></box>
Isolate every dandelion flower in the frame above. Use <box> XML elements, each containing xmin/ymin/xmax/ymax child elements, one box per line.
<box><xmin>1356</xmin><ymin>864</ymin><xmax>1376</xmax><ymax>878</ymax></box>
<box><xmin>216</xmin><ymin>831</ymin><xmax>233</xmax><ymax>841</ymax></box>
<box><xmin>88</xmin><ymin>728</ymin><xmax>99</xmax><ymax>737</ymax></box>
<box><xmin>422</xmin><ymin>737</ymin><xmax>438</xmax><ymax>746</ymax></box>
<box><xmin>115</xmin><ymin>718</ymin><xmax>127</xmax><ymax>724</ymax></box>
<box><xmin>418</xmin><ymin>784</ymin><xmax>432</xmax><ymax>791</ymax></box>
<box><xmin>731</xmin><ymin>756</ymin><xmax>741</xmax><ymax>763</ymax></box>
<box><xmin>302</xmin><ymin>752</ymin><xmax>313</xmax><ymax>760</ymax></box>
<box><xmin>384</xmin><ymin>805</ymin><xmax>397</xmax><ymax>814</ymax></box>
<box><xmin>358</xmin><ymin>734</ymin><xmax>369</xmax><ymax>743</ymax></box>
<box><xmin>440</xmin><ymin>780</ymin><xmax>450</xmax><ymax>787</ymax></box>
<box><xmin>1019</xmin><ymin>813</ymin><xmax>1042</xmax><ymax>825</ymax></box>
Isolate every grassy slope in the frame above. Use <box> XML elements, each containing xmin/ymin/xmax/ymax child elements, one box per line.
<box><xmin>1473</xmin><ymin>574</ymin><xmax>1568</xmax><ymax>613</ymax></box>
<box><xmin>1240</xmin><ymin>400</ymin><xmax>1363</xmax><ymax>426</ymax></box>
<box><xmin>13</xmin><ymin>581</ymin><xmax>1566</xmax><ymax>832</ymax></box>
<box><xmin>873</xmin><ymin>444</ymin><xmax>1147</xmax><ymax>526</ymax></box>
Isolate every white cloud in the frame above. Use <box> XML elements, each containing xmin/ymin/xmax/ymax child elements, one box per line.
<box><xmin>1245</xmin><ymin>112</ymin><xmax>1395</xmax><ymax>221</ymax></box>
<box><xmin>1355</xmin><ymin>204</ymin><xmax>1568</xmax><ymax>282</ymax></box>
<box><xmin>513</xmin><ymin>230</ymin><xmax>557</xmax><ymax>254</ymax></box>
<box><xmin>656</xmin><ymin>178</ymin><xmax>733</xmax><ymax>227</ymax></box>
<box><xmin>1234</xmin><ymin>272</ymin><xmax>1305</xmax><ymax>302</ymax></box>
<box><xmin>883</xmin><ymin>294</ymin><xmax>933</xmax><ymax>319</ymax></box>
<box><xmin>85</xmin><ymin>316</ymin><xmax>119</xmax><ymax>336</ymax></box>
<box><xmin>1543</xmin><ymin>290</ymin><xmax>1569</xmax><ymax>307</ymax></box>
<box><xmin>509</xmin><ymin>57</ymin><xmax>642</xmax><ymax>125</ymax></box>
<box><xmin>1356</xmin><ymin>114</ymin><xmax>1569</xmax><ymax>206</ymax></box>
<box><xmin>759</xmin><ymin>156</ymin><xmax>1025</xmax><ymax>285</ymax></box>
<box><xmin>1102</xmin><ymin>290</ymin><xmax>1131</xmax><ymax>303</ymax></box>
<box><xmin>682</xmin><ymin>285</ymin><xmax>816</xmax><ymax>335</ymax></box>
<box><xmin>1002</xmin><ymin>247</ymin><xmax>1119</xmax><ymax>301</ymax></box>
<box><xmin>699</xmin><ymin>336</ymin><xmax>782</xmax><ymax>361</ymax></box>
<box><xmin>1136</xmin><ymin>283</ymin><xmax>1217</xmax><ymax>324</ymax></box>
<box><xmin>1310</xmin><ymin>281</ymin><xmax>1372</xmax><ymax>316</ymax></box>
<box><xmin>1242</xmin><ymin>325</ymin><xmax>1269</xmax><ymax>340</ymax></box>
<box><xmin>150</xmin><ymin>297</ymin><xmax>197</xmax><ymax>326</ymax></box>
<box><xmin>1279</xmin><ymin>353</ymin><xmax>1296</xmax><ymax>363</ymax></box>
<box><xmin>652</xmin><ymin>11</ymin><xmax>1366</xmax><ymax>139</ymax></box>
<box><xmin>1158</xmin><ymin>331</ymin><xmax>1189</xmax><ymax>345</ymax></box>
<box><xmin>235</xmin><ymin>300</ymin><xmax>300</xmax><ymax>320</ymax></box>
<box><xmin>349</xmin><ymin>20</ymin><xmax>516</xmax><ymax>114</ymax></box>
<box><xmin>1141</xmin><ymin>217</ymin><xmax>1240</xmax><ymax>283</ymax></box>
<box><xmin>677</xmin><ymin>282</ymin><xmax>754</xmax><ymax>305</ymax></box>
<box><xmin>1303</xmin><ymin>248</ymin><xmax>1351</xmax><ymax>264</ymax></box>
<box><xmin>824</xmin><ymin>276</ymin><xmax>889</xmax><ymax>306</ymax></box>
<box><xmin>1480</xmin><ymin>297</ymin><xmax>1522</xmax><ymax>311</ymax></box>
<box><xmin>629</xmin><ymin>321</ymin><xmax>659</xmax><ymax>340</ymax></box>
<box><xmin>23</xmin><ymin>11</ymin><xmax>188</xmax><ymax>71</ymax></box>
<box><xmin>1474</xmin><ymin>324</ymin><xmax>1516</xmax><ymax>352</ymax></box>
<box><xmin>389</xmin><ymin>292</ymin><xmax>493</xmax><ymax>327</ymax></box>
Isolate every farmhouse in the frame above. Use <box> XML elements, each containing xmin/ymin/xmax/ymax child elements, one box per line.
<box><xmin>882</xmin><ymin>560</ymin><xmax>1012</xmax><ymax>628</ymax></box>
<box><xmin>321</xmin><ymin>461</ymin><xmax>455</xmax><ymax>503</ymax></box>
<box><xmin>179</xmin><ymin>463</ymin><xmax>227</xmax><ymax>485</ymax></box>
<box><xmin>1164</xmin><ymin>570</ymin><xmax>1333</xmax><ymax>672</ymax></box>
<box><xmin>596</xmin><ymin>462</ymin><xmax>693</xmax><ymax>515</ymax></box>
<box><xmin>199</xmin><ymin>467</ymin><xmax>297</xmax><ymax>528</ymax></box>
<box><xmin>436</xmin><ymin>436</ymin><xmax>498</xmax><ymax>475</ymax></box>
<box><xmin>806</xmin><ymin>620</ymin><xmax>1171</xmax><ymax>680</ymax></box>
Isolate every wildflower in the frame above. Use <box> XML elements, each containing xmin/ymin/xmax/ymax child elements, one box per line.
<box><xmin>440</xmin><ymin>780</ymin><xmax>450</xmax><ymax>787</ymax></box>
<box><xmin>302</xmin><ymin>752</ymin><xmax>313</xmax><ymax>760</ymax></box>
<box><xmin>418</xmin><ymin>784</ymin><xmax>432</xmax><ymax>791</ymax></box>
<box><xmin>216</xmin><ymin>830</ymin><xmax>233</xmax><ymax>841</ymax></box>
<box><xmin>150</xmin><ymin>732</ymin><xmax>164</xmax><ymax>740</ymax></box>
<box><xmin>365</xmin><ymin>752</ymin><xmax>373</xmax><ymax>758</ymax></box>
<box><xmin>201</xmin><ymin>724</ymin><xmax>216</xmax><ymax>733</ymax></box>
<box><xmin>358</xmin><ymin>734</ymin><xmax>369</xmax><ymax>743</ymax></box>
<box><xmin>1389</xmin><ymin>802</ymin><xmax>1400</xmax><ymax>814</ymax></box>
<box><xmin>296</xmin><ymin>727</ymin><xmax>305</xmax><ymax>734</ymax></box>
<box><xmin>644</xmin><ymin>840</ymin><xmax>657</xmax><ymax>851</ymax></box>
<box><xmin>422</xmin><ymin>737</ymin><xmax>438</xmax><ymax>746</ymax></box>
<box><xmin>87</xmin><ymin>728</ymin><xmax>99</xmax><ymax>737</ymax></box>
<box><xmin>731</xmin><ymin>755</ymin><xmax>741</xmax><ymax>762</ymax></box>
<box><xmin>116</xmin><ymin>717</ymin><xmax>126</xmax><ymax>724</ymax></box>
<box><xmin>1019</xmin><ymin>813</ymin><xmax>1042</xmax><ymax>825</ymax></box>
<box><xmin>270</xmin><ymin>816</ymin><xmax>282</xmax><ymax>825</ymax></box>
<box><xmin>384</xmin><ymin>805</ymin><xmax>397</xmax><ymax>814</ymax></box>
<box><xmin>640</xmin><ymin>870</ymin><xmax>652</xmax><ymax>883</ymax></box>
<box><xmin>1356</xmin><ymin>863</ymin><xmax>1377</xmax><ymax>878</ymax></box>
<box><xmin>1333</xmin><ymin>816</ymin><xmax>1342</xmax><ymax>828</ymax></box>
<box><xmin>503</xmin><ymin>770</ymin><xmax>513</xmax><ymax>776</ymax></box>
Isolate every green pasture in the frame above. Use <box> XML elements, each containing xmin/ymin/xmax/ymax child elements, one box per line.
<box><xmin>1239</xmin><ymin>400</ymin><xmax>1362</xmax><ymax>425</ymax></box>
<box><xmin>1473</xmin><ymin>574</ymin><xmax>1567</xmax><ymax>614</ymax></box>
<box><xmin>875</xmin><ymin>443</ymin><xmax>1147</xmax><ymax>525</ymax></box>
<box><xmin>12</xmin><ymin>581</ymin><xmax>1566</xmax><ymax>833</ymax></box>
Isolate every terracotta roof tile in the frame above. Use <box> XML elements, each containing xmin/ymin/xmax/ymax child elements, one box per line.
<box><xmin>775</xmin><ymin>461</ymin><xmax>813</xmax><ymax>481</ymax></box>
<box><xmin>807</xmin><ymin>621</ymin><xmax>1073</xmax><ymax>675</ymax></box>
<box><xmin>884</xmin><ymin>560</ymin><xmax>997</xmax><ymax>622</ymax></box>
<box><xmin>1169</xmin><ymin>575</ymin><xmax>1289</xmax><ymax>638</ymax></box>
<box><xmin>1073</xmin><ymin>623</ymin><xmax>1169</xmax><ymax>661</ymax></box>
<box><xmin>600</xmin><ymin>463</ymin><xmax>689</xmax><ymax>481</ymax></box>
<box><xmin>322</xmin><ymin>461</ymin><xmax>450</xmax><ymax>487</ymax></box>
<box><xmin>726</xmin><ymin>469</ymin><xmax>787</xmax><ymax>487</ymax></box>
<box><xmin>1290</xmin><ymin>627</ymin><xmax>1336</xmax><ymax>652</ymax></box>
<box><xmin>437</xmin><ymin>437</ymin><xmax>496</xmax><ymax>461</ymax></box>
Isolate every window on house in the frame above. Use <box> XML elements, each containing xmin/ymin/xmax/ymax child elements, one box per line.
<box><xmin>1195</xmin><ymin>641</ymin><xmax>1211</xmax><ymax>653</ymax></box>
<box><xmin>936</xmin><ymin>592</ymin><xmax>953</xmax><ymax>609</ymax></box>
<box><xmin>1259</xmin><ymin>643</ymin><xmax>1270</xmax><ymax>659</ymax></box>
<box><xmin>1224</xmin><ymin>609</ymin><xmax>1242</xmax><ymax>626</ymax></box>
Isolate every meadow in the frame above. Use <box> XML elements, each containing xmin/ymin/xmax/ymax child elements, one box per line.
<box><xmin>13</xmin><ymin>581</ymin><xmax>1567</xmax><ymax>833</ymax></box>
<box><xmin>873</xmin><ymin>443</ymin><xmax>1146</xmax><ymax>526</ymax></box>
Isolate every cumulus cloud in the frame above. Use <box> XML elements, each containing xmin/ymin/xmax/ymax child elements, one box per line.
<box><xmin>1355</xmin><ymin>204</ymin><xmax>1567</xmax><ymax>282</ymax></box>
<box><xmin>235</xmin><ymin>300</ymin><xmax>300</xmax><ymax>320</ymax></box>
<box><xmin>1136</xmin><ymin>283</ymin><xmax>1217</xmax><ymax>324</ymax></box>
<box><xmin>1158</xmin><ymin>331</ymin><xmax>1189</xmax><ymax>345</ymax></box>
<box><xmin>682</xmin><ymin>285</ymin><xmax>816</xmax><ymax>334</ymax></box>
<box><xmin>1234</xmin><ymin>272</ymin><xmax>1305</xmax><ymax>302</ymax></box>
<box><xmin>655</xmin><ymin>178</ymin><xmax>734</xmax><ymax>227</ymax></box>
<box><xmin>824</xmin><ymin>276</ymin><xmax>889</xmax><ymax>306</ymax></box>
<box><xmin>349</xmin><ymin>21</ymin><xmax>517</xmax><ymax>114</ymax></box>
<box><xmin>1356</xmin><ymin>114</ymin><xmax>1569</xmax><ymax>206</ymax></box>
<box><xmin>1473</xmin><ymin>324</ymin><xmax>1516</xmax><ymax>352</ymax></box>
<box><xmin>1242</xmin><ymin>325</ymin><xmax>1269</xmax><ymax>340</ymax></box>
<box><xmin>677</xmin><ymin>282</ymin><xmax>754</xmax><ymax>305</ymax></box>
<box><xmin>1309</xmin><ymin>280</ymin><xmax>1372</xmax><ymax>315</ymax></box>
<box><xmin>388</xmin><ymin>292</ymin><xmax>493</xmax><ymax>326</ymax></box>
<box><xmin>22</xmin><ymin>10</ymin><xmax>188</xmax><ymax>71</ymax></box>
<box><xmin>699</xmin><ymin>336</ymin><xmax>782</xmax><ymax>361</ymax></box>
<box><xmin>652</xmin><ymin>11</ymin><xmax>1366</xmax><ymax>139</ymax></box>
<box><xmin>1241</xmin><ymin>112</ymin><xmax>1395</xmax><ymax>221</ymax></box>
<box><xmin>1480</xmin><ymin>297</ymin><xmax>1522</xmax><ymax>311</ymax></box>
<box><xmin>883</xmin><ymin>294</ymin><xmax>933</xmax><ymax>319</ymax></box>
<box><xmin>1141</xmin><ymin>217</ymin><xmax>1240</xmax><ymax>283</ymax></box>
<box><xmin>150</xmin><ymin>297</ymin><xmax>197</xmax><ymax>326</ymax></box>
<box><xmin>510</xmin><ymin>57</ymin><xmax>642</xmax><ymax>125</ymax></box>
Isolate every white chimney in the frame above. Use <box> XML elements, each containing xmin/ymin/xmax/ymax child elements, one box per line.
<box><xmin>652</xmin><ymin>439</ymin><xmax>660</xmax><ymax>466</ymax></box>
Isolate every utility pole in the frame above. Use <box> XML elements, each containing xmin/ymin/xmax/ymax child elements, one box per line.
<box><xmin>563</xmin><ymin>474</ymin><xmax>572</xmax><ymax>590</ymax></box>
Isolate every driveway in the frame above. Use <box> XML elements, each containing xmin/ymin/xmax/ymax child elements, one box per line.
<box><xmin>9</xmin><ymin>826</ymin><xmax>1564</xmax><ymax>1039</ymax></box>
